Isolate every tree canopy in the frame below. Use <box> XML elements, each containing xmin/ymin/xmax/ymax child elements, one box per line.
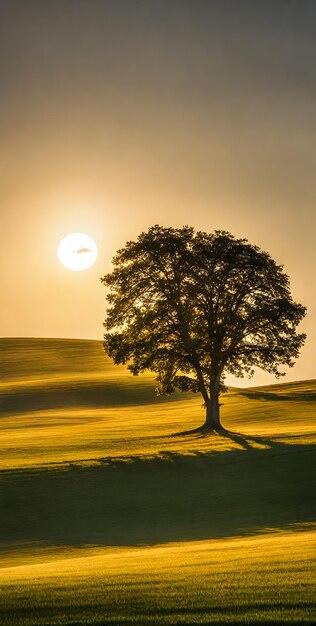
<box><xmin>101</xmin><ymin>225</ymin><xmax>306</xmax><ymax>431</ymax></box>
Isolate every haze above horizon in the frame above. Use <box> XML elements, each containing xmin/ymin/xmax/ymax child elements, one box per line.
<box><xmin>0</xmin><ymin>0</ymin><xmax>315</xmax><ymax>387</ymax></box>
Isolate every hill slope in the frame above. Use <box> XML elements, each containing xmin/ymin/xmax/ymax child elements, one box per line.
<box><xmin>0</xmin><ymin>338</ymin><xmax>315</xmax><ymax>625</ymax></box>
<box><xmin>0</xmin><ymin>338</ymin><xmax>315</xmax><ymax>470</ymax></box>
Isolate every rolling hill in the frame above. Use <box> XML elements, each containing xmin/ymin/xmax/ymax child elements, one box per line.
<box><xmin>0</xmin><ymin>338</ymin><xmax>315</xmax><ymax>625</ymax></box>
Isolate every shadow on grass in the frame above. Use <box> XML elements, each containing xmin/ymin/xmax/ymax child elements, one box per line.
<box><xmin>0</xmin><ymin>610</ymin><xmax>314</xmax><ymax>626</ymax></box>
<box><xmin>1</xmin><ymin>603</ymin><xmax>314</xmax><ymax>623</ymax></box>
<box><xmin>1</xmin><ymin>437</ymin><xmax>315</xmax><ymax>549</ymax></box>
<box><xmin>220</xmin><ymin>429</ymin><xmax>288</xmax><ymax>450</ymax></box>
<box><xmin>0</xmin><ymin>381</ymin><xmax>194</xmax><ymax>416</ymax></box>
<box><xmin>235</xmin><ymin>388</ymin><xmax>316</xmax><ymax>402</ymax></box>
<box><xmin>170</xmin><ymin>426</ymin><xmax>288</xmax><ymax>451</ymax></box>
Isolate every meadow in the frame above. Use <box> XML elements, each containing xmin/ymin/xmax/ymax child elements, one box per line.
<box><xmin>0</xmin><ymin>338</ymin><xmax>315</xmax><ymax>625</ymax></box>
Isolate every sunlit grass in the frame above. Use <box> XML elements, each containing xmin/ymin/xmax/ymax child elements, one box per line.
<box><xmin>0</xmin><ymin>339</ymin><xmax>315</xmax><ymax>470</ymax></box>
<box><xmin>1</xmin><ymin>393</ymin><xmax>315</xmax><ymax>470</ymax></box>
<box><xmin>1</xmin><ymin>339</ymin><xmax>315</xmax><ymax>624</ymax></box>
<box><xmin>1</xmin><ymin>531</ymin><xmax>315</xmax><ymax>624</ymax></box>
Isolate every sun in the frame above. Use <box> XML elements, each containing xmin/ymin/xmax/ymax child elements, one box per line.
<box><xmin>57</xmin><ymin>233</ymin><xmax>98</xmax><ymax>271</ymax></box>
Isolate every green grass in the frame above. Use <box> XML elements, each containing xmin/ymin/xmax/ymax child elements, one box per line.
<box><xmin>0</xmin><ymin>338</ymin><xmax>315</xmax><ymax>624</ymax></box>
<box><xmin>1</xmin><ymin>532</ymin><xmax>315</xmax><ymax>625</ymax></box>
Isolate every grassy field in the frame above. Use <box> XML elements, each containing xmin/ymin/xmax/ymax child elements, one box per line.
<box><xmin>0</xmin><ymin>338</ymin><xmax>315</xmax><ymax>624</ymax></box>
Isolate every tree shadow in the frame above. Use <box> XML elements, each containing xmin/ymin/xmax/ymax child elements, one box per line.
<box><xmin>219</xmin><ymin>429</ymin><xmax>287</xmax><ymax>450</ymax></box>
<box><xmin>170</xmin><ymin>425</ymin><xmax>212</xmax><ymax>439</ymax></box>
<box><xmin>170</xmin><ymin>426</ymin><xmax>287</xmax><ymax>450</ymax></box>
<box><xmin>2</xmin><ymin>440</ymin><xmax>315</xmax><ymax>549</ymax></box>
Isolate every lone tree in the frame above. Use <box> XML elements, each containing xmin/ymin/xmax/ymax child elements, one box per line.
<box><xmin>101</xmin><ymin>226</ymin><xmax>306</xmax><ymax>432</ymax></box>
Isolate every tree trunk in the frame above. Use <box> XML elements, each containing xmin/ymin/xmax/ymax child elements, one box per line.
<box><xmin>203</xmin><ymin>382</ymin><xmax>222</xmax><ymax>432</ymax></box>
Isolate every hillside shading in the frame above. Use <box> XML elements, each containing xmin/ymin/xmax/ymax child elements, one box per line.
<box><xmin>0</xmin><ymin>338</ymin><xmax>315</xmax><ymax>471</ymax></box>
<box><xmin>1</xmin><ymin>531</ymin><xmax>315</xmax><ymax>625</ymax></box>
<box><xmin>0</xmin><ymin>338</ymin><xmax>315</xmax><ymax>625</ymax></box>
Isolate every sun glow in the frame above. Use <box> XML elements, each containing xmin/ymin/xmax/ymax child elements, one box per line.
<box><xmin>57</xmin><ymin>233</ymin><xmax>98</xmax><ymax>271</ymax></box>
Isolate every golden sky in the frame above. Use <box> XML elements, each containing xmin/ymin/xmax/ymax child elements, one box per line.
<box><xmin>0</xmin><ymin>1</ymin><xmax>315</xmax><ymax>386</ymax></box>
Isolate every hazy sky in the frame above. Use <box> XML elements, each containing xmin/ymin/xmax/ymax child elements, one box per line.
<box><xmin>0</xmin><ymin>0</ymin><xmax>315</xmax><ymax>386</ymax></box>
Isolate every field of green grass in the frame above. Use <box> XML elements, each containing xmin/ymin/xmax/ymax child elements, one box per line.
<box><xmin>1</xmin><ymin>338</ymin><xmax>315</xmax><ymax>625</ymax></box>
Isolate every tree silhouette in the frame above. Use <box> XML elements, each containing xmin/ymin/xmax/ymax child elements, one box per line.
<box><xmin>101</xmin><ymin>226</ymin><xmax>306</xmax><ymax>432</ymax></box>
